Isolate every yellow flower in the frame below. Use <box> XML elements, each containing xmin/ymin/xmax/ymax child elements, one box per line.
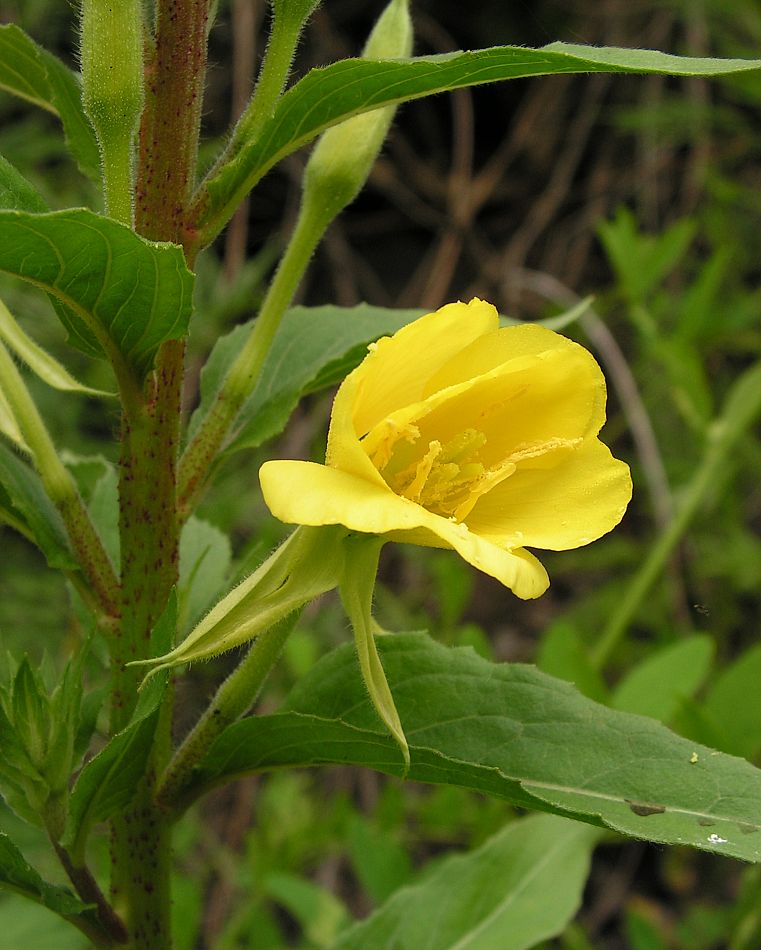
<box><xmin>259</xmin><ymin>299</ymin><xmax>632</xmax><ymax>599</ymax></box>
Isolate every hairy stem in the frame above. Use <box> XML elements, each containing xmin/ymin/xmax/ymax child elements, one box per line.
<box><xmin>110</xmin><ymin>347</ymin><xmax>182</xmax><ymax>946</ymax></box>
<box><xmin>0</xmin><ymin>339</ymin><xmax>119</xmax><ymax>618</ymax></box>
<box><xmin>109</xmin><ymin>1</ymin><xmax>212</xmax><ymax>946</ymax></box>
<box><xmin>136</xmin><ymin>0</ymin><xmax>211</xmax><ymax>245</ymax></box>
<box><xmin>157</xmin><ymin>612</ymin><xmax>299</xmax><ymax>812</ymax></box>
<box><xmin>186</xmin><ymin>1</ymin><xmax>307</xmax><ymax>252</ymax></box>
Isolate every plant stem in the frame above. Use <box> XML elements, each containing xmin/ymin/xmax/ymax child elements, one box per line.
<box><xmin>591</xmin><ymin>359</ymin><xmax>761</xmax><ymax>670</ymax></box>
<box><xmin>52</xmin><ymin>839</ymin><xmax>128</xmax><ymax>947</ymax></box>
<box><xmin>186</xmin><ymin>3</ymin><xmax>305</xmax><ymax>252</ymax></box>
<box><xmin>177</xmin><ymin>191</ymin><xmax>329</xmax><ymax>515</ymax></box>
<box><xmin>136</xmin><ymin>0</ymin><xmax>211</xmax><ymax>245</ymax></box>
<box><xmin>157</xmin><ymin>612</ymin><xmax>299</xmax><ymax>812</ymax></box>
<box><xmin>0</xmin><ymin>339</ymin><xmax>120</xmax><ymax>618</ymax></box>
<box><xmin>109</xmin><ymin>1</ymin><xmax>212</xmax><ymax>945</ymax></box>
<box><xmin>100</xmin><ymin>133</ymin><xmax>136</xmax><ymax>227</ymax></box>
<box><xmin>231</xmin><ymin>12</ymin><xmax>302</xmax><ymax>151</ymax></box>
<box><xmin>110</xmin><ymin>351</ymin><xmax>182</xmax><ymax>946</ymax></box>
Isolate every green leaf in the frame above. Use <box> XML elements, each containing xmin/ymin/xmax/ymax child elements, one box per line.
<box><xmin>11</xmin><ymin>658</ymin><xmax>50</xmax><ymax>769</ymax></box>
<box><xmin>597</xmin><ymin>208</ymin><xmax>696</xmax><ymax>304</ymax></box>
<box><xmin>0</xmin><ymin>155</ymin><xmax>48</xmax><ymax>213</ymax></box>
<box><xmin>612</xmin><ymin>635</ymin><xmax>714</xmax><ymax>723</ymax></box>
<box><xmin>0</xmin><ymin>25</ymin><xmax>100</xmax><ymax>181</ymax></box>
<box><xmin>536</xmin><ymin>620</ymin><xmax>609</xmax><ymax>703</ymax></box>
<box><xmin>0</xmin><ymin>894</ymin><xmax>88</xmax><ymax>950</ymax></box>
<box><xmin>334</xmin><ymin>814</ymin><xmax>597</xmax><ymax>950</ymax></box>
<box><xmin>0</xmin><ymin>298</ymin><xmax>111</xmax><ymax>397</ymax></box>
<box><xmin>192</xmin><ymin>301</ymin><xmax>596</xmax><ymax>457</ymax></box>
<box><xmin>0</xmin><ymin>832</ymin><xmax>89</xmax><ymax>921</ymax></box>
<box><xmin>178</xmin><ymin>516</ymin><xmax>232</xmax><ymax>630</ymax></box>
<box><xmin>347</xmin><ymin>814</ymin><xmax>412</xmax><ymax>905</ymax></box>
<box><xmin>0</xmin><ymin>382</ymin><xmax>27</xmax><ymax>451</ymax></box>
<box><xmin>264</xmin><ymin>872</ymin><xmax>348</xmax><ymax>949</ymax></box>
<box><xmin>66</xmin><ymin>594</ymin><xmax>174</xmax><ymax>858</ymax></box>
<box><xmin>66</xmin><ymin>712</ymin><xmax>160</xmax><ymax>858</ymax></box>
<box><xmin>0</xmin><ymin>441</ymin><xmax>77</xmax><ymax>569</ymax></box>
<box><xmin>189</xmin><ymin>303</ymin><xmax>421</xmax><ymax>452</ymax></box>
<box><xmin>0</xmin><ymin>697</ymin><xmax>47</xmax><ymax>825</ymax></box>
<box><xmin>0</xmin><ymin>209</ymin><xmax>194</xmax><ymax>378</ymax></box>
<box><xmin>193</xmin><ymin>634</ymin><xmax>761</xmax><ymax>863</ymax></box>
<box><xmin>703</xmin><ymin>645</ymin><xmax>761</xmax><ymax>760</ymax></box>
<box><xmin>198</xmin><ymin>44</ymin><xmax>761</xmax><ymax>242</ymax></box>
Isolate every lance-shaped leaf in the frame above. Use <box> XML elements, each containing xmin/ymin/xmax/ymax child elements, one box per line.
<box><xmin>189</xmin><ymin>634</ymin><xmax>761</xmax><ymax>863</ymax></box>
<box><xmin>65</xmin><ymin>594</ymin><xmax>174</xmax><ymax>860</ymax></box>
<box><xmin>0</xmin><ymin>385</ymin><xmax>27</xmax><ymax>450</ymax></box>
<box><xmin>0</xmin><ymin>209</ymin><xmax>194</xmax><ymax>379</ymax></box>
<box><xmin>0</xmin><ymin>154</ymin><xmax>48</xmax><ymax>213</ymax></box>
<box><xmin>0</xmin><ymin>442</ymin><xmax>77</xmax><ymax>568</ymax></box>
<box><xmin>0</xmin><ymin>297</ymin><xmax>111</xmax><ymax>396</ymax></box>
<box><xmin>195</xmin><ymin>43</ymin><xmax>761</xmax><ymax>244</ymax></box>
<box><xmin>0</xmin><ymin>25</ymin><xmax>100</xmax><ymax>181</ymax></box>
<box><xmin>0</xmin><ymin>832</ymin><xmax>92</xmax><ymax>922</ymax></box>
<box><xmin>334</xmin><ymin>814</ymin><xmax>598</xmax><ymax>950</ymax></box>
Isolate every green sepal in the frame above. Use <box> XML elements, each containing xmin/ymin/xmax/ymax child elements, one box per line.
<box><xmin>133</xmin><ymin>525</ymin><xmax>346</xmax><ymax>673</ymax></box>
<box><xmin>338</xmin><ymin>534</ymin><xmax>409</xmax><ymax>774</ymax></box>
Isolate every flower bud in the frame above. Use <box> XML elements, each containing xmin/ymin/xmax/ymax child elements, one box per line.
<box><xmin>80</xmin><ymin>0</ymin><xmax>144</xmax><ymax>219</ymax></box>
<box><xmin>302</xmin><ymin>0</ymin><xmax>413</xmax><ymax>222</ymax></box>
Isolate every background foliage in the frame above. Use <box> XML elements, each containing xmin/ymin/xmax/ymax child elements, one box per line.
<box><xmin>1</xmin><ymin>0</ymin><xmax>761</xmax><ymax>946</ymax></box>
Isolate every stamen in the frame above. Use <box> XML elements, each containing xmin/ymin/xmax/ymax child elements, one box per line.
<box><xmin>367</xmin><ymin>423</ymin><xmax>521</xmax><ymax>523</ymax></box>
<box><xmin>363</xmin><ymin>419</ymin><xmax>420</xmax><ymax>470</ymax></box>
<box><xmin>398</xmin><ymin>440</ymin><xmax>441</xmax><ymax>502</ymax></box>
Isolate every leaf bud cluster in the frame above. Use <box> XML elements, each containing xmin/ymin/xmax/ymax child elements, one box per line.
<box><xmin>0</xmin><ymin>656</ymin><xmax>90</xmax><ymax>839</ymax></box>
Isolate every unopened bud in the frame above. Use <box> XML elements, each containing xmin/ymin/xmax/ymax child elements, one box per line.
<box><xmin>80</xmin><ymin>0</ymin><xmax>144</xmax><ymax>220</ymax></box>
<box><xmin>302</xmin><ymin>0</ymin><xmax>413</xmax><ymax>222</ymax></box>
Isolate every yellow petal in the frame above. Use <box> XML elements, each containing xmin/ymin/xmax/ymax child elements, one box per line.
<box><xmin>390</xmin><ymin>345</ymin><xmax>607</xmax><ymax>472</ymax></box>
<box><xmin>326</xmin><ymin>370</ymin><xmax>390</xmax><ymax>487</ymax></box>
<box><xmin>350</xmin><ymin>298</ymin><xmax>498</xmax><ymax>436</ymax></box>
<box><xmin>424</xmin><ymin>323</ymin><xmax>592</xmax><ymax>395</ymax></box>
<box><xmin>466</xmin><ymin>438</ymin><xmax>632</xmax><ymax>551</ymax></box>
<box><xmin>259</xmin><ymin>460</ymin><xmax>549</xmax><ymax>599</ymax></box>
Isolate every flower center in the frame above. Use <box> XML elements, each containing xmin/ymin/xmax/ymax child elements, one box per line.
<box><xmin>364</xmin><ymin>426</ymin><xmax>516</xmax><ymax>522</ymax></box>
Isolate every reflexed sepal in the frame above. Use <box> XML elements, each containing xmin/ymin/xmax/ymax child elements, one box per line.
<box><xmin>338</xmin><ymin>534</ymin><xmax>409</xmax><ymax>774</ymax></box>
